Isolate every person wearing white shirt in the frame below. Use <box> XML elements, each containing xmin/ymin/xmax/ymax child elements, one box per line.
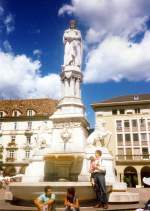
<box><xmin>90</xmin><ymin>150</ymin><xmax>108</xmax><ymax>209</ymax></box>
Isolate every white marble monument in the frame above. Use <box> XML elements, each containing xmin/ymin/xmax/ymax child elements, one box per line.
<box><xmin>49</xmin><ymin>20</ymin><xmax>88</xmax><ymax>155</ymax></box>
<box><xmin>23</xmin><ymin>20</ymin><xmax>89</xmax><ymax>182</ymax></box>
<box><xmin>10</xmin><ymin>20</ymin><xmax>139</xmax><ymax>203</ymax></box>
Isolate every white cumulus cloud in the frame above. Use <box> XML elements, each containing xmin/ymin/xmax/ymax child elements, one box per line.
<box><xmin>59</xmin><ymin>0</ymin><xmax>150</xmax><ymax>40</ymax></box>
<box><xmin>59</xmin><ymin>0</ymin><xmax>150</xmax><ymax>83</ymax></box>
<box><xmin>84</xmin><ymin>32</ymin><xmax>150</xmax><ymax>83</ymax></box>
<box><xmin>0</xmin><ymin>51</ymin><xmax>61</xmax><ymax>99</ymax></box>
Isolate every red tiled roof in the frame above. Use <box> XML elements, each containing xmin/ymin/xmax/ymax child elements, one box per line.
<box><xmin>0</xmin><ymin>98</ymin><xmax>58</xmax><ymax>117</ymax></box>
<box><xmin>92</xmin><ymin>94</ymin><xmax>150</xmax><ymax>109</ymax></box>
<box><xmin>101</xmin><ymin>94</ymin><xmax>150</xmax><ymax>103</ymax></box>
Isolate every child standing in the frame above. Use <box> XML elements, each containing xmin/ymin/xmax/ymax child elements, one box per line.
<box><xmin>89</xmin><ymin>156</ymin><xmax>97</xmax><ymax>186</ymax></box>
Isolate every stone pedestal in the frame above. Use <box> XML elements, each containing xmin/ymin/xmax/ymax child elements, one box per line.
<box><xmin>49</xmin><ymin>65</ymin><xmax>89</xmax><ymax>155</ymax></box>
<box><xmin>22</xmin><ymin>159</ymin><xmax>45</xmax><ymax>183</ymax></box>
<box><xmin>49</xmin><ymin>117</ymin><xmax>88</xmax><ymax>153</ymax></box>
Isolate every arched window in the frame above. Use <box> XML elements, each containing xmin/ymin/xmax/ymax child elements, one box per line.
<box><xmin>3</xmin><ymin>166</ymin><xmax>16</xmax><ymax>177</ymax></box>
<box><xmin>124</xmin><ymin>166</ymin><xmax>138</xmax><ymax>187</ymax></box>
<box><xmin>141</xmin><ymin>166</ymin><xmax>150</xmax><ymax>187</ymax></box>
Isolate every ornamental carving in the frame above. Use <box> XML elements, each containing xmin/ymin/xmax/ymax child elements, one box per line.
<box><xmin>53</xmin><ymin>121</ymin><xmax>81</xmax><ymax>129</ymax></box>
<box><xmin>61</xmin><ymin>128</ymin><xmax>72</xmax><ymax>151</ymax></box>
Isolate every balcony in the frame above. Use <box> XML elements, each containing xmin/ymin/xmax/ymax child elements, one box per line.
<box><xmin>140</xmin><ymin>126</ymin><xmax>146</xmax><ymax>131</ymax></box>
<box><xmin>116</xmin><ymin>127</ymin><xmax>122</xmax><ymax>132</ymax></box>
<box><xmin>24</xmin><ymin>129</ymin><xmax>33</xmax><ymax>135</ymax></box>
<box><xmin>132</xmin><ymin>141</ymin><xmax>139</xmax><ymax>146</ymax></box>
<box><xmin>132</xmin><ymin>127</ymin><xmax>138</xmax><ymax>132</ymax></box>
<box><xmin>116</xmin><ymin>154</ymin><xmax>150</xmax><ymax>162</ymax></box>
<box><xmin>6</xmin><ymin>140</ymin><xmax>18</xmax><ymax>150</ymax></box>
<box><xmin>124</xmin><ymin>127</ymin><xmax>130</xmax><ymax>132</ymax></box>
<box><xmin>118</xmin><ymin>141</ymin><xmax>124</xmax><ymax>146</ymax></box>
<box><xmin>6</xmin><ymin>157</ymin><xmax>16</xmax><ymax>162</ymax></box>
<box><xmin>141</xmin><ymin>141</ymin><xmax>148</xmax><ymax>146</ymax></box>
<box><xmin>125</xmin><ymin>141</ymin><xmax>131</xmax><ymax>146</ymax></box>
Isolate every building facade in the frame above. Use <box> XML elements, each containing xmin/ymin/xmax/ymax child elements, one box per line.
<box><xmin>92</xmin><ymin>94</ymin><xmax>150</xmax><ymax>187</ymax></box>
<box><xmin>0</xmin><ymin>98</ymin><xmax>57</xmax><ymax>176</ymax></box>
<box><xmin>1</xmin><ymin>94</ymin><xmax>150</xmax><ymax>187</ymax></box>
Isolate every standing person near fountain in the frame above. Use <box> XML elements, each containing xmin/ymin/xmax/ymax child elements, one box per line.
<box><xmin>34</xmin><ymin>186</ymin><xmax>56</xmax><ymax>211</ymax></box>
<box><xmin>89</xmin><ymin>156</ymin><xmax>97</xmax><ymax>186</ymax></box>
<box><xmin>91</xmin><ymin>150</ymin><xmax>108</xmax><ymax>209</ymax></box>
<box><xmin>64</xmin><ymin>187</ymin><xmax>80</xmax><ymax>211</ymax></box>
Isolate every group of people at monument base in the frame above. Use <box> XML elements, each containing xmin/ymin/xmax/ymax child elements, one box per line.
<box><xmin>34</xmin><ymin>150</ymin><xmax>108</xmax><ymax>211</ymax></box>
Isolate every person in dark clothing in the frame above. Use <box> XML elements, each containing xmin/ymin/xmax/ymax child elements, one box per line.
<box><xmin>144</xmin><ymin>199</ymin><xmax>150</xmax><ymax>210</ymax></box>
<box><xmin>64</xmin><ymin>187</ymin><xmax>80</xmax><ymax>211</ymax></box>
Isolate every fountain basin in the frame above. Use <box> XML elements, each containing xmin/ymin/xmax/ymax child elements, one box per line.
<box><xmin>9</xmin><ymin>182</ymin><xmax>112</xmax><ymax>203</ymax></box>
<box><xmin>22</xmin><ymin>153</ymin><xmax>84</xmax><ymax>183</ymax></box>
<box><xmin>8</xmin><ymin>182</ymin><xmax>139</xmax><ymax>204</ymax></box>
<box><xmin>44</xmin><ymin>153</ymin><xmax>84</xmax><ymax>181</ymax></box>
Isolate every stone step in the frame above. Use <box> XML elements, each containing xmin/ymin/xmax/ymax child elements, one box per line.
<box><xmin>0</xmin><ymin>201</ymin><xmax>144</xmax><ymax>211</ymax></box>
<box><xmin>109</xmin><ymin>191</ymin><xmax>139</xmax><ymax>203</ymax></box>
<box><xmin>0</xmin><ymin>189</ymin><xmax>5</xmax><ymax>200</ymax></box>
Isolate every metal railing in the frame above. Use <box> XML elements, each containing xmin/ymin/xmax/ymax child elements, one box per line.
<box><xmin>116</xmin><ymin>154</ymin><xmax>150</xmax><ymax>161</ymax></box>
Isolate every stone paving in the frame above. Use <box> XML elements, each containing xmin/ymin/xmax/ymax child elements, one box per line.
<box><xmin>0</xmin><ymin>188</ymin><xmax>146</xmax><ymax>211</ymax></box>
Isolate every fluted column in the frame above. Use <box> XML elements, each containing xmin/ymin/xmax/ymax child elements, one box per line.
<box><xmin>64</xmin><ymin>79</ymin><xmax>69</xmax><ymax>96</ymax></box>
<box><xmin>61</xmin><ymin>80</ymin><xmax>64</xmax><ymax>98</ymax></box>
<box><xmin>75</xmin><ymin>78</ymin><xmax>81</xmax><ymax>98</ymax></box>
<box><xmin>70</xmin><ymin>77</ymin><xmax>75</xmax><ymax>96</ymax></box>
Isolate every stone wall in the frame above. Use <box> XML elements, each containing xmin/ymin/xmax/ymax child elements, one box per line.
<box><xmin>128</xmin><ymin>188</ymin><xmax>150</xmax><ymax>203</ymax></box>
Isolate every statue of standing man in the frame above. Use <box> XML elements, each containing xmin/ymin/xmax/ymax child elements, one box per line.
<box><xmin>63</xmin><ymin>20</ymin><xmax>82</xmax><ymax>67</ymax></box>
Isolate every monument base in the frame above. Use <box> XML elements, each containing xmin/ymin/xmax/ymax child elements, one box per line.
<box><xmin>9</xmin><ymin>182</ymin><xmax>139</xmax><ymax>204</ymax></box>
<box><xmin>22</xmin><ymin>160</ymin><xmax>45</xmax><ymax>183</ymax></box>
<box><xmin>9</xmin><ymin>182</ymin><xmax>111</xmax><ymax>203</ymax></box>
<box><xmin>109</xmin><ymin>192</ymin><xmax>139</xmax><ymax>203</ymax></box>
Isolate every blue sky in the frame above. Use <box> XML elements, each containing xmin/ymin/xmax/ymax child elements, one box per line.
<box><xmin>0</xmin><ymin>0</ymin><xmax>150</xmax><ymax>127</ymax></box>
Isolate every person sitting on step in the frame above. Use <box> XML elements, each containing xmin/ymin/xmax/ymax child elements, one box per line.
<box><xmin>34</xmin><ymin>186</ymin><xmax>56</xmax><ymax>211</ymax></box>
<box><xmin>64</xmin><ymin>187</ymin><xmax>80</xmax><ymax>211</ymax></box>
